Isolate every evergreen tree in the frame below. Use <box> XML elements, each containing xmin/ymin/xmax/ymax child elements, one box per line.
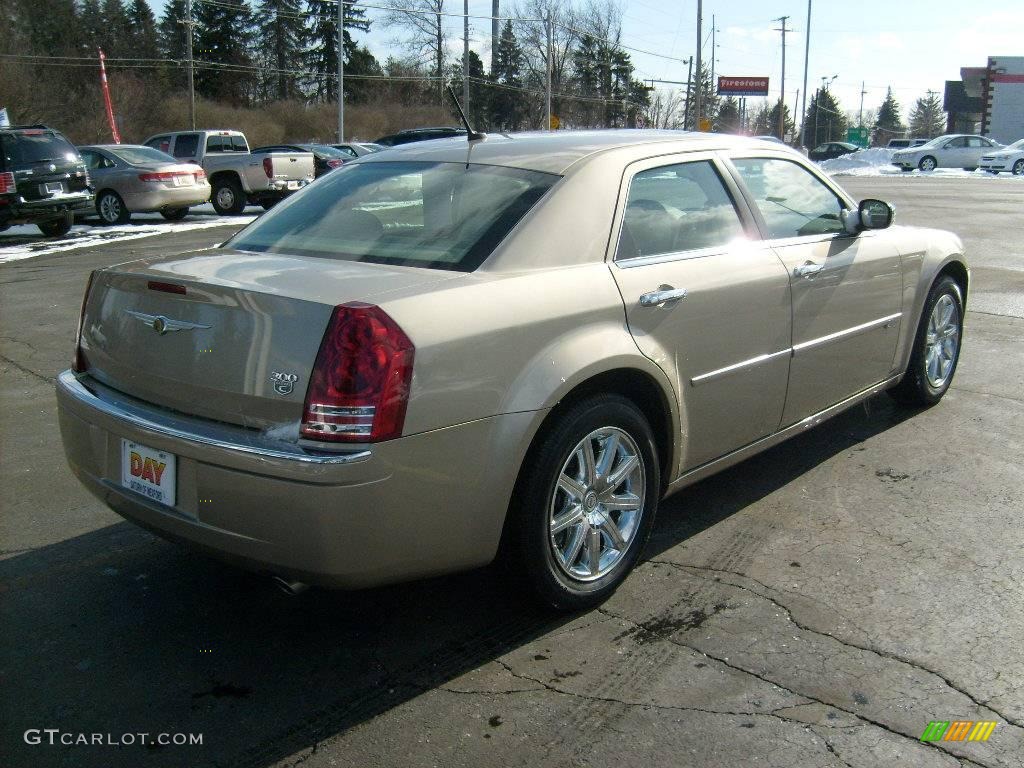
<box><xmin>909</xmin><ymin>91</ymin><xmax>944</xmax><ymax>138</ymax></box>
<box><xmin>753</xmin><ymin>100</ymin><xmax>795</xmax><ymax>139</ymax></box>
<box><xmin>194</xmin><ymin>0</ymin><xmax>256</xmax><ymax>104</ymax></box>
<box><xmin>488</xmin><ymin>20</ymin><xmax>527</xmax><ymax>131</ymax></box>
<box><xmin>127</xmin><ymin>0</ymin><xmax>160</xmax><ymax>61</ymax></box>
<box><xmin>448</xmin><ymin>50</ymin><xmax>487</xmax><ymax>127</ymax></box>
<box><xmin>256</xmin><ymin>0</ymin><xmax>305</xmax><ymax>100</ymax></box>
<box><xmin>158</xmin><ymin>0</ymin><xmax>189</xmax><ymax>90</ymax></box>
<box><xmin>570</xmin><ymin>34</ymin><xmax>645</xmax><ymax>128</ymax></box>
<box><xmin>99</xmin><ymin>0</ymin><xmax>132</xmax><ymax>56</ymax></box>
<box><xmin>714</xmin><ymin>95</ymin><xmax>741</xmax><ymax>133</ymax></box>
<box><xmin>686</xmin><ymin>63</ymin><xmax>717</xmax><ymax>129</ymax></box>
<box><xmin>872</xmin><ymin>87</ymin><xmax>904</xmax><ymax>145</ymax></box>
<box><xmin>803</xmin><ymin>87</ymin><xmax>847</xmax><ymax>146</ymax></box>
<box><xmin>79</xmin><ymin>0</ymin><xmax>105</xmax><ymax>53</ymax></box>
<box><xmin>304</xmin><ymin>0</ymin><xmax>371</xmax><ymax>103</ymax></box>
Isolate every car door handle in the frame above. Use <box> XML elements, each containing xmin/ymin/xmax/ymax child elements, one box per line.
<box><xmin>793</xmin><ymin>261</ymin><xmax>824</xmax><ymax>279</ymax></box>
<box><xmin>639</xmin><ymin>287</ymin><xmax>688</xmax><ymax>307</ymax></box>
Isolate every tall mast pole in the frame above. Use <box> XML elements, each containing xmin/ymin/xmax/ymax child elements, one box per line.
<box><xmin>337</xmin><ymin>0</ymin><xmax>344</xmax><ymax>141</ymax></box>
<box><xmin>799</xmin><ymin>0</ymin><xmax>811</xmax><ymax>147</ymax></box>
<box><xmin>694</xmin><ymin>0</ymin><xmax>702</xmax><ymax>129</ymax></box>
<box><xmin>774</xmin><ymin>16</ymin><xmax>789</xmax><ymax>140</ymax></box>
<box><xmin>184</xmin><ymin>0</ymin><xmax>195</xmax><ymax>131</ymax></box>
<box><xmin>463</xmin><ymin>0</ymin><xmax>470</xmax><ymax>112</ymax></box>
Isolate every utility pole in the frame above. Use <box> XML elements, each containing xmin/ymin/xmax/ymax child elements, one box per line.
<box><xmin>544</xmin><ymin>12</ymin><xmax>552</xmax><ymax>130</ymax></box>
<box><xmin>337</xmin><ymin>0</ymin><xmax>344</xmax><ymax>141</ymax></box>
<box><xmin>694</xmin><ymin>0</ymin><xmax>703</xmax><ymax>130</ymax></box>
<box><xmin>774</xmin><ymin>15</ymin><xmax>789</xmax><ymax>141</ymax></box>
<box><xmin>683</xmin><ymin>57</ymin><xmax>693</xmax><ymax>129</ymax></box>
<box><xmin>463</xmin><ymin>0</ymin><xmax>470</xmax><ymax>113</ymax></box>
<box><xmin>710</xmin><ymin>14</ymin><xmax>719</xmax><ymax>95</ymax></box>
<box><xmin>799</xmin><ymin>0</ymin><xmax>811</xmax><ymax>147</ymax></box>
<box><xmin>858</xmin><ymin>80</ymin><xmax>866</xmax><ymax>126</ymax></box>
<box><xmin>182</xmin><ymin>0</ymin><xmax>195</xmax><ymax>131</ymax></box>
<box><xmin>492</xmin><ymin>1</ymin><xmax>499</xmax><ymax>70</ymax></box>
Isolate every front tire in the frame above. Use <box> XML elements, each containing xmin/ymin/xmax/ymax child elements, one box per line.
<box><xmin>890</xmin><ymin>275</ymin><xmax>964</xmax><ymax>407</ymax></box>
<box><xmin>160</xmin><ymin>207</ymin><xmax>189</xmax><ymax>221</ymax></box>
<box><xmin>1013</xmin><ymin>159</ymin><xmax>1024</xmax><ymax>176</ymax></box>
<box><xmin>211</xmin><ymin>178</ymin><xmax>246</xmax><ymax>215</ymax></box>
<box><xmin>918</xmin><ymin>156</ymin><xmax>937</xmax><ymax>172</ymax></box>
<box><xmin>97</xmin><ymin>190</ymin><xmax>130</xmax><ymax>225</ymax></box>
<box><xmin>505</xmin><ymin>395</ymin><xmax>660</xmax><ymax>611</ymax></box>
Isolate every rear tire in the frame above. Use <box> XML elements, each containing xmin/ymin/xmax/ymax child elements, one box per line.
<box><xmin>211</xmin><ymin>178</ymin><xmax>246</xmax><ymax>215</ymax></box>
<box><xmin>97</xmin><ymin>190</ymin><xmax>130</xmax><ymax>225</ymax></box>
<box><xmin>160</xmin><ymin>207</ymin><xmax>189</xmax><ymax>221</ymax></box>
<box><xmin>37</xmin><ymin>210</ymin><xmax>74</xmax><ymax>237</ymax></box>
<box><xmin>889</xmin><ymin>275</ymin><xmax>963</xmax><ymax>407</ymax></box>
<box><xmin>505</xmin><ymin>394</ymin><xmax>660</xmax><ymax>611</ymax></box>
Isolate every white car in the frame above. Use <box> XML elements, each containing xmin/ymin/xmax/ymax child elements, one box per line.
<box><xmin>891</xmin><ymin>134</ymin><xmax>1003</xmax><ymax>172</ymax></box>
<box><xmin>979</xmin><ymin>138</ymin><xmax>1024</xmax><ymax>175</ymax></box>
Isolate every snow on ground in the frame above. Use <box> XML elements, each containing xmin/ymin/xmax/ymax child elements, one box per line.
<box><xmin>0</xmin><ymin>203</ymin><xmax>259</xmax><ymax>265</ymax></box>
<box><xmin>819</xmin><ymin>147</ymin><xmax>1024</xmax><ymax>179</ymax></box>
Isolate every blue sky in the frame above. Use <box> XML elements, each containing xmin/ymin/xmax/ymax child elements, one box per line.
<box><xmin>155</xmin><ymin>0</ymin><xmax>1024</xmax><ymax>120</ymax></box>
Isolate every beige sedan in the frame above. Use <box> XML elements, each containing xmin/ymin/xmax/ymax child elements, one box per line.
<box><xmin>57</xmin><ymin>131</ymin><xmax>967</xmax><ymax>609</ymax></box>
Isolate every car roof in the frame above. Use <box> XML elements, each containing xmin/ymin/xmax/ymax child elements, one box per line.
<box><xmin>78</xmin><ymin>144</ymin><xmax>149</xmax><ymax>150</ymax></box>
<box><xmin>356</xmin><ymin>129</ymin><xmax>785</xmax><ymax>175</ymax></box>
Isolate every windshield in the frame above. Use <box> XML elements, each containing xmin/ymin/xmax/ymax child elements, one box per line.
<box><xmin>227</xmin><ymin>161</ymin><xmax>559</xmax><ymax>271</ymax></box>
<box><xmin>110</xmin><ymin>146</ymin><xmax>178</xmax><ymax>165</ymax></box>
<box><xmin>1006</xmin><ymin>139</ymin><xmax>1024</xmax><ymax>150</ymax></box>
<box><xmin>301</xmin><ymin>144</ymin><xmax>348</xmax><ymax>159</ymax></box>
<box><xmin>2</xmin><ymin>131</ymin><xmax>79</xmax><ymax>165</ymax></box>
<box><xmin>915</xmin><ymin>136</ymin><xmax>949</xmax><ymax>149</ymax></box>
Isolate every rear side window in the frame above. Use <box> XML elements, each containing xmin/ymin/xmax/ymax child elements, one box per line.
<box><xmin>1</xmin><ymin>131</ymin><xmax>79</xmax><ymax>165</ymax></box>
<box><xmin>732</xmin><ymin>158</ymin><xmax>846</xmax><ymax>239</ymax></box>
<box><xmin>227</xmin><ymin>161</ymin><xmax>559</xmax><ymax>271</ymax></box>
<box><xmin>617</xmin><ymin>160</ymin><xmax>745</xmax><ymax>259</ymax></box>
<box><xmin>173</xmin><ymin>133</ymin><xmax>199</xmax><ymax>158</ymax></box>
<box><xmin>231</xmin><ymin>135</ymin><xmax>248</xmax><ymax>152</ymax></box>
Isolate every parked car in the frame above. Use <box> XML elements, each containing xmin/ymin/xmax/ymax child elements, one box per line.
<box><xmin>753</xmin><ymin>135</ymin><xmax>786</xmax><ymax>144</ymax></box>
<box><xmin>891</xmin><ymin>134</ymin><xmax>1003</xmax><ymax>171</ymax></box>
<box><xmin>77</xmin><ymin>144</ymin><xmax>210</xmax><ymax>224</ymax></box>
<box><xmin>978</xmin><ymin>138</ymin><xmax>1024</xmax><ymax>175</ymax></box>
<box><xmin>374</xmin><ymin>127</ymin><xmax>468</xmax><ymax>146</ymax></box>
<box><xmin>57</xmin><ymin>131</ymin><xmax>968</xmax><ymax>609</ymax></box>
<box><xmin>252</xmin><ymin>143</ymin><xmax>349</xmax><ymax>178</ymax></box>
<box><xmin>142</xmin><ymin>130</ymin><xmax>315</xmax><ymax>214</ymax></box>
<box><xmin>331</xmin><ymin>142</ymin><xmax>386</xmax><ymax>158</ymax></box>
<box><xmin>885</xmin><ymin>138</ymin><xmax>928</xmax><ymax>150</ymax></box>
<box><xmin>0</xmin><ymin>124</ymin><xmax>93</xmax><ymax>236</ymax></box>
<box><xmin>809</xmin><ymin>141</ymin><xmax>859</xmax><ymax>162</ymax></box>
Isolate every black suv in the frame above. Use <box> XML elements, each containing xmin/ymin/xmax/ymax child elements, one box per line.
<box><xmin>0</xmin><ymin>125</ymin><xmax>93</xmax><ymax>237</ymax></box>
<box><xmin>374</xmin><ymin>127</ymin><xmax>468</xmax><ymax>147</ymax></box>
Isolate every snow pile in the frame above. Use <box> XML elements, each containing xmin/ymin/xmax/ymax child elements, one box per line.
<box><xmin>820</xmin><ymin>148</ymin><xmax>898</xmax><ymax>176</ymax></box>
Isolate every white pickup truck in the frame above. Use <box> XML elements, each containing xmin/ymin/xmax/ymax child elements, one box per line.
<box><xmin>142</xmin><ymin>130</ymin><xmax>315</xmax><ymax>214</ymax></box>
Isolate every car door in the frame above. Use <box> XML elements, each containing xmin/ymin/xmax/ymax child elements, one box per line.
<box><xmin>727</xmin><ymin>154</ymin><xmax>903</xmax><ymax>426</ymax></box>
<box><xmin>966</xmin><ymin>137</ymin><xmax>995</xmax><ymax>167</ymax></box>
<box><xmin>609</xmin><ymin>154</ymin><xmax>793</xmax><ymax>472</ymax></box>
<box><xmin>81</xmin><ymin>149</ymin><xmax>114</xmax><ymax>189</ymax></box>
<box><xmin>939</xmin><ymin>136</ymin><xmax>969</xmax><ymax>167</ymax></box>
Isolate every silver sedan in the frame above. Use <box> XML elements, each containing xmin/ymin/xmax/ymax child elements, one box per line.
<box><xmin>77</xmin><ymin>145</ymin><xmax>212</xmax><ymax>224</ymax></box>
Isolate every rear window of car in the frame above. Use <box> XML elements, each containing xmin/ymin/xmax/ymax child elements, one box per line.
<box><xmin>227</xmin><ymin>161</ymin><xmax>559</xmax><ymax>271</ymax></box>
<box><xmin>2</xmin><ymin>131</ymin><xmax>79</xmax><ymax>165</ymax></box>
<box><xmin>110</xmin><ymin>146</ymin><xmax>177</xmax><ymax>165</ymax></box>
<box><xmin>173</xmin><ymin>133</ymin><xmax>199</xmax><ymax>158</ymax></box>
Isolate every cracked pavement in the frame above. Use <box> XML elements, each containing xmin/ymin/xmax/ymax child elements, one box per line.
<box><xmin>1</xmin><ymin>177</ymin><xmax>1022</xmax><ymax>768</ymax></box>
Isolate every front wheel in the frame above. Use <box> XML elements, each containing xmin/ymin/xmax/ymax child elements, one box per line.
<box><xmin>160</xmin><ymin>207</ymin><xmax>189</xmax><ymax>221</ymax></box>
<box><xmin>505</xmin><ymin>395</ymin><xmax>660</xmax><ymax>611</ymax></box>
<box><xmin>1013</xmin><ymin>159</ymin><xmax>1024</xmax><ymax>176</ymax></box>
<box><xmin>918</xmin><ymin>156</ymin><xmax>937</xmax><ymax>172</ymax></box>
<box><xmin>889</xmin><ymin>275</ymin><xmax>964</xmax><ymax>407</ymax></box>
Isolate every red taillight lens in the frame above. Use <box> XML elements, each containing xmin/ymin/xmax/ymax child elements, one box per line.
<box><xmin>327</xmin><ymin>159</ymin><xmax>344</xmax><ymax>168</ymax></box>
<box><xmin>0</xmin><ymin>171</ymin><xmax>15</xmax><ymax>194</ymax></box>
<box><xmin>194</xmin><ymin>169</ymin><xmax>206</xmax><ymax>182</ymax></box>
<box><xmin>72</xmin><ymin>271</ymin><xmax>96</xmax><ymax>373</ymax></box>
<box><xmin>301</xmin><ymin>303</ymin><xmax>415</xmax><ymax>443</ymax></box>
<box><xmin>262</xmin><ymin>157</ymin><xmax>273</xmax><ymax>178</ymax></box>
<box><xmin>138</xmin><ymin>171</ymin><xmax>192</xmax><ymax>183</ymax></box>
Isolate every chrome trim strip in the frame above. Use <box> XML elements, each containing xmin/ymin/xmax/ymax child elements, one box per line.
<box><xmin>792</xmin><ymin>312</ymin><xmax>902</xmax><ymax>355</ymax></box>
<box><xmin>56</xmin><ymin>371</ymin><xmax>371</xmax><ymax>466</ymax></box>
<box><xmin>690</xmin><ymin>348</ymin><xmax>791</xmax><ymax>386</ymax></box>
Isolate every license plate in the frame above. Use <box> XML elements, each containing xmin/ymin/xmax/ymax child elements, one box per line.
<box><xmin>121</xmin><ymin>439</ymin><xmax>176</xmax><ymax>507</ymax></box>
<box><xmin>173</xmin><ymin>175</ymin><xmax>190</xmax><ymax>187</ymax></box>
<box><xmin>287</xmin><ymin>180</ymin><xmax>299</xmax><ymax>190</ymax></box>
<box><xmin>43</xmin><ymin>182</ymin><xmax>65</xmax><ymax>195</ymax></box>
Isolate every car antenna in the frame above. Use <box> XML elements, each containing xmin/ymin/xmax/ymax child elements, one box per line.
<box><xmin>447</xmin><ymin>86</ymin><xmax>486</xmax><ymax>142</ymax></box>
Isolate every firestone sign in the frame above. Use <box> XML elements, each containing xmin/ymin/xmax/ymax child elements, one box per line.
<box><xmin>718</xmin><ymin>77</ymin><xmax>770</xmax><ymax>97</ymax></box>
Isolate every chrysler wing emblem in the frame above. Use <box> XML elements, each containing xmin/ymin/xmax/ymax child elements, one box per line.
<box><xmin>125</xmin><ymin>310</ymin><xmax>211</xmax><ymax>335</ymax></box>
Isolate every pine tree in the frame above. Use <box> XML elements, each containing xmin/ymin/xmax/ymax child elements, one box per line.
<box><xmin>714</xmin><ymin>96</ymin><xmax>741</xmax><ymax>133</ymax></box>
<box><xmin>753</xmin><ymin>100</ymin><xmax>795</xmax><ymax>139</ymax></box>
<box><xmin>873</xmin><ymin>87</ymin><xmax>904</xmax><ymax>145</ymax></box>
<box><xmin>79</xmin><ymin>0</ymin><xmax>105</xmax><ymax>53</ymax></box>
<box><xmin>127</xmin><ymin>0</ymin><xmax>159</xmax><ymax>61</ymax></box>
<box><xmin>158</xmin><ymin>0</ymin><xmax>189</xmax><ymax>90</ymax></box>
<box><xmin>448</xmin><ymin>50</ymin><xmax>488</xmax><ymax>127</ymax></box>
<box><xmin>909</xmin><ymin>91</ymin><xmax>945</xmax><ymax>139</ymax></box>
<box><xmin>256</xmin><ymin>0</ymin><xmax>306</xmax><ymax>101</ymax></box>
<box><xmin>803</xmin><ymin>87</ymin><xmax>848</xmax><ymax>146</ymax></box>
<box><xmin>194</xmin><ymin>0</ymin><xmax>256</xmax><ymax>104</ymax></box>
<box><xmin>303</xmin><ymin>0</ymin><xmax>371</xmax><ymax>103</ymax></box>
<box><xmin>99</xmin><ymin>0</ymin><xmax>132</xmax><ymax>56</ymax></box>
<box><xmin>488</xmin><ymin>20</ymin><xmax>527</xmax><ymax>131</ymax></box>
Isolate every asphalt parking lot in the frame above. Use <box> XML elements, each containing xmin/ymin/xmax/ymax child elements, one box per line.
<box><xmin>1</xmin><ymin>175</ymin><xmax>1022</xmax><ymax>768</ymax></box>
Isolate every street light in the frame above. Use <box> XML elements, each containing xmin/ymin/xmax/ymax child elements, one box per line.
<box><xmin>813</xmin><ymin>74</ymin><xmax>837</xmax><ymax>146</ymax></box>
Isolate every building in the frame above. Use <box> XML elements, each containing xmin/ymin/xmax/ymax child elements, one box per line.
<box><xmin>945</xmin><ymin>56</ymin><xmax>1024</xmax><ymax>144</ymax></box>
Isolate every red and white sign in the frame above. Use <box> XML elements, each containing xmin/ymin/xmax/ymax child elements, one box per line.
<box><xmin>718</xmin><ymin>76</ymin><xmax>770</xmax><ymax>96</ymax></box>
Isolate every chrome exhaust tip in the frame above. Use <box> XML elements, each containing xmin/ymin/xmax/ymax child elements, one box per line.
<box><xmin>272</xmin><ymin>576</ymin><xmax>309</xmax><ymax>596</ymax></box>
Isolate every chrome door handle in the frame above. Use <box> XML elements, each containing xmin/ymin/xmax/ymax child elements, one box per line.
<box><xmin>639</xmin><ymin>287</ymin><xmax>687</xmax><ymax>307</ymax></box>
<box><xmin>793</xmin><ymin>261</ymin><xmax>824</xmax><ymax>279</ymax></box>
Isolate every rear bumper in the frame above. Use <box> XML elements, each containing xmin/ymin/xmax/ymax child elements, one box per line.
<box><xmin>56</xmin><ymin>371</ymin><xmax>537</xmax><ymax>588</ymax></box>
<box><xmin>0</xmin><ymin>192</ymin><xmax>93</xmax><ymax>224</ymax></box>
<box><xmin>123</xmin><ymin>183</ymin><xmax>211</xmax><ymax>212</ymax></box>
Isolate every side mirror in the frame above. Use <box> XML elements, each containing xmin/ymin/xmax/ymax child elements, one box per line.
<box><xmin>858</xmin><ymin>198</ymin><xmax>894</xmax><ymax>230</ymax></box>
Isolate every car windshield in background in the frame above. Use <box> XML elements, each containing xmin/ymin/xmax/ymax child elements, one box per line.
<box><xmin>301</xmin><ymin>144</ymin><xmax>348</xmax><ymax>159</ymax></box>
<box><xmin>1006</xmin><ymin>139</ymin><xmax>1024</xmax><ymax>150</ymax></box>
<box><xmin>2</xmin><ymin>131</ymin><xmax>78</xmax><ymax>164</ymax></box>
<box><xmin>109</xmin><ymin>146</ymin><xmax>178</xmax><ymax>165</ymax></box>
<box><xmin>915</xmin><ymin>137</ymin><xmax>946</xmax><ymax>149</ymax></box>
<box><xmin>227</xmin><ymin>161</ymin><xmax>559</xmax><ymax>271</ymax></box>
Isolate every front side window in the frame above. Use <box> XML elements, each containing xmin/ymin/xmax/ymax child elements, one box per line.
<box><xmin>146</xmin><ymin>135</ymin><xmax>171</xmax><ymax>153</ymax></box>
<box><xmin>731</xmin><ymin>157</ymin><xmax>846</xmax><ymax>239</ymax></box>
<box><xmin>228</xmin><ymin>161</ymin><xmax>559</xmax><ymax>272</ymax></box>
<box><xmin>231</xmin><ymin>135</ymin><xmax>248</xmax><ymax>152</ymax></box>
<box><xmin>616</xmin><ymin>160</ymin><xmax>745</xmax><ymax>260</ymax></box>
<box><xmin>173</xmin><ymin>133</ymin><xmax>199</xmax><ymax>158</ymax></box>
<box><xmin>945</xmin><ymin>137</ymin><xmax>968</xmax><ymax>148</ymax></box>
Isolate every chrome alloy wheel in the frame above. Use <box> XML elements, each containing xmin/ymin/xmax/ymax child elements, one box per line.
<box><xmin>549</xmin><ymin>427</ymin><xmax>646</xmax><ymax>582</ymax></box>
<box><xmin>924</xmin><ymin>293</ymin><xmax>960</xmax><ymax>389</ymax></box>
<box><xmin>99</xmin><ymin>193</ymin><xmax>122</xmax><ymax>223</ymax></box>
<box><xmin>215</xmin><ymin>186</ymin><xmax>236</xmax><ymax>210</ymax></box>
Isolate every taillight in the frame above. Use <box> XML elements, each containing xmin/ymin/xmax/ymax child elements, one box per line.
<box><xmin>327</xmin><ymin>159</ymin><xmax>344</xmax><ymax>168</ymax></box>
<box><xmin>138</xmin><ymin>171</ymin><xmax>192</xmax><ymax>182</ymax></box>
<box><xmin>301</xmin><ymin>303</ymin><xmax>415</xmax><ymax>443</ymax></box>
<box><xmin>194</xmin><ymin>169</ymin><xmax>206</xmax><ymax>182</ymax></box>
<box><xmin>72</xmin><ymin>271</ymin><xmax>97</xmax><ymax>373</ymax></box>
<box><xmin>0</xmin><ymin>171</ymin><xmax>15</xmax><ymax>194</ymax></box>
<box><xmin>262</xmin><ymin>157</ymin><xmax>273</xmax><ymax>178</ymax></box>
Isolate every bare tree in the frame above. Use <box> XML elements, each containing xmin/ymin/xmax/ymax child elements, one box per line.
<box><xmin>646</xmin><ymin>89</ymin><xmax>684</xmax><ymax>129</ymax></box>
<box><xmin>380</xmin><ymin>0</ymin><xmax>447</xmax><ymax>105</ymax></box>
<box><xmin>515</xmin><ymin>0</ymin><xmax>578</xmax><ymax>127</ymax></box>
